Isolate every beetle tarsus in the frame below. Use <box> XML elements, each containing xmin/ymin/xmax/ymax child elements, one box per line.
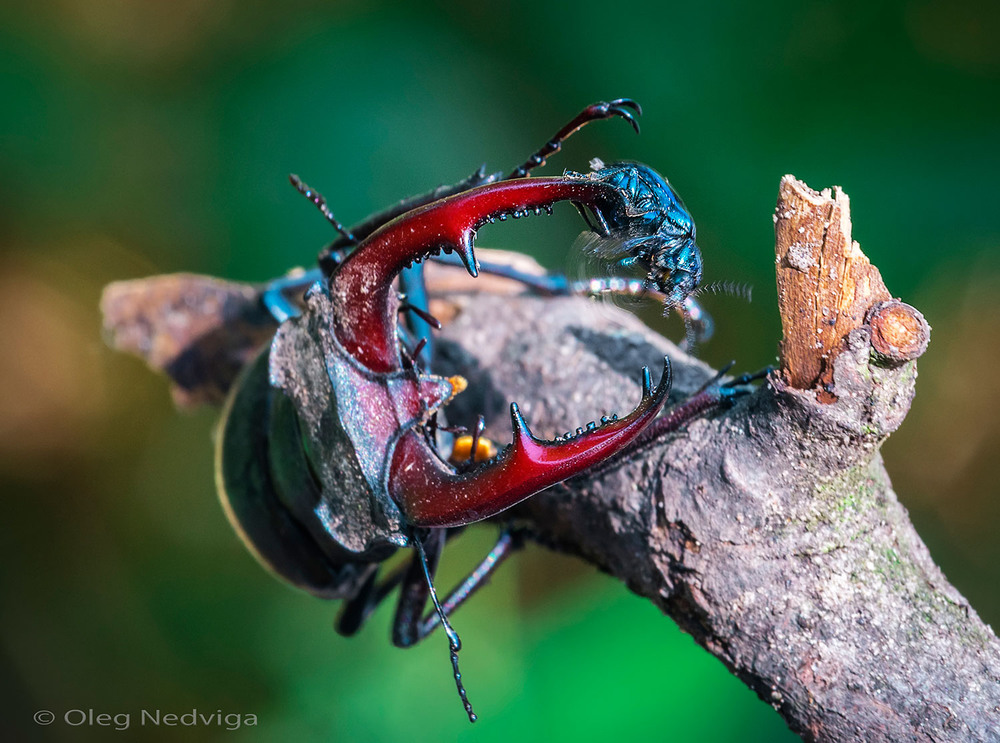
<box><xmin>506</xmin><ymin>98</ymin><xmax>643</xmax><ymax>180</ymax></box>
<box><xmin>723</xmin><ymin>365</ymin><xmax>774</xmax><ymax>389</ymax></box>
<box><xmin>414</xmin><ymin>533</ymin><xmax>478</xmax><ymax>723</ymax></box>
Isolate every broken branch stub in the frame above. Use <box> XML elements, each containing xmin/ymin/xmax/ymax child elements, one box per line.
<box><xmin>774</xmin><ymin>176</ymin><xmax>895</xmax><ymax>395</ymax></box>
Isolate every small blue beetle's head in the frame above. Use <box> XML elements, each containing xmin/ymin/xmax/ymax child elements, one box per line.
<box><xmin>651</xmin><ymin>237</ymin><xmax>703</xmax><ymax>309</ymax></box>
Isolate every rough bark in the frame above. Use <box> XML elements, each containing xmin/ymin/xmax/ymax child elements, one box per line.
<box><xmin>425</xmin><ymin>179</ymin><xmax>1000</xmax><ymax>742</ymax></box>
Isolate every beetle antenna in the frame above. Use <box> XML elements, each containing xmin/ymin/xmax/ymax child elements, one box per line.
<box><xmin>696</xmin><ymin>280</ymin><xmax>753</xmax><ymax>303</ymax></box>
<box><xmin>413</xmin><ymin>535</ymin><xmax>478</xmax><ymax>722</ymax></box>
<box><xmin>288</xmin><ymin>174</ymin><xmax>358</xmax><ymax>245</ymax></box>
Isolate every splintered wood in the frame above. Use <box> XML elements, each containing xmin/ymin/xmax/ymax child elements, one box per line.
<box><xmin>774</xmin><ymin>176</ymin><xmax>891</xmax><ymax>394</ymax></box>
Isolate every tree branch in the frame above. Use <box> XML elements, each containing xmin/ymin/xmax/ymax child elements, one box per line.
<box><xmin>427</xmin><ymin>178</ymin><xmax>999</xmax><ymax>742</ymax></box>
<box><xmin>102</xmin><ymin>176</ymin><xmax>999</xmax><ymax>741</ymax></box>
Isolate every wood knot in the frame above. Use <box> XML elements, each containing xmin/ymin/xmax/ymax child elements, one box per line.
<box><xmin>867</xmin><ymin>300</ymin><xmax>930</xmax><ymax>363</ymax></box>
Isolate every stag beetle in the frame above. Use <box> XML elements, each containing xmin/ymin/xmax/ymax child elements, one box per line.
<box><xmin>102</xmin><ymin>100</ymin><xmax>740</xmax><ymax>722</ymax></box>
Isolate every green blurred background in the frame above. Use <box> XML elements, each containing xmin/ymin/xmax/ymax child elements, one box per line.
<box><xmin>2</xmin><ymin>1</ymin><xmax>998</xmax><ymax>740</ymax></box>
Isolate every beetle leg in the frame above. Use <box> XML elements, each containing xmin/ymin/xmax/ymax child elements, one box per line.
<box><xmin>391</xmin><ymin>527</ymin><xmax>524</xmax><ymax>723</ymax></box>
<box><xmin>416</xmin><ymin>528</ymin><xmax>524</xmax><ymax>638</ymax></box>
<box><xmin>335</xmin><ymin>557</ymin><xmax>419</xmax><ymax>638</ymax></box>
<box><xmin>393</xmin><ymin>529</ymin><xmax>478</xmax><ymax>722</ymax></box>
<box><xmin>568</xmin><ymin>278</ymin><xmax>714</xmax><ymax>349</ymax></box>
<box><xmin>506</xmin><ymin>99</ymin><xmax>642</xmax><ymax>179</ymax></box>
<box><xmin>260</xmin><ymin>268</ymin><xmax>323</xmax><ymax>323</ymax></box>
<box><xmin>391</xmin><ymin>528</ymin><xmax>522</xmax><ymax>645</ymax></box>
<box><xmin>336</xmin><ymin>528</ymin><xmax>465</xmax><ymax>637</ymax></box>
<box><xmin>334</xmin><ymin>568</ymin><xmax>382</xmax><ymax>637</ymax></box>
<box><xmin>427</xmin><ymin>253</ymin><xmax>717</xmax><ymax>348</ymax></box>
<box><xmin>392</xmin><ymin>529</ymin><xmax>445</xmax><ymax>648</ymax></box>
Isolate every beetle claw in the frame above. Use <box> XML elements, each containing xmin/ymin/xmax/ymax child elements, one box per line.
<box><xmin>610</xmin><ymin>98</ymin><xmax>643</xmax><ymax>115</ymax></box>
<box><xmin>613</xmin><ymin>106</ymin><xmax>641</xmax><ymax>135</ymax></box>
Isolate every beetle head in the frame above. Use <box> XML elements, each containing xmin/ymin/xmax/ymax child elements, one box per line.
<box><xmin>270</xmin><ymin>174</ymin><xmax>674</xmax><ymax>544</ymax></box>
